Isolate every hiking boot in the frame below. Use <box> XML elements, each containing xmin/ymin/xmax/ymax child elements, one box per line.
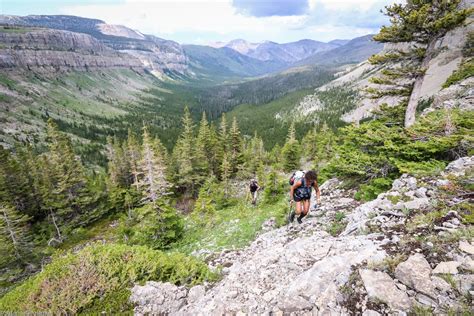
<box><xmin>289</xmin><ymin>211</ymin><xmax>296</xmax><ymax>223</ymax></box>
<box><xmin>297</xmin><ymin>213</ymin><xmax>306</xmax><ymax>224</ymax></box>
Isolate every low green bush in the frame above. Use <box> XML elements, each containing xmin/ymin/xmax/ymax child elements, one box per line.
<box><xmin>443</xmin><ymin>58</ymin><xmax>474</xmax><ymax>88</ymax></box>
<box><xmin>355</xmin><ymin>178</ymin><xmax>394</xmax><ymax>202</ymax></box>
<box><xmin>0</xmin><ymin>243</ymin><xmax>216</xmax><ymax>314</ymax></box>
<box><xmin>118</xmin><ymin>202</ymin><xmax>184</xmax><ymax>250</ymax></box>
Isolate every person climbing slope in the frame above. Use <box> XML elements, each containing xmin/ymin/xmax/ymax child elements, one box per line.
<box><xmin>289</xmin><ymin>170</ymin><xmax>321</xmax><ymax>224</ymax></box>
<box><xmin>249</xmin><ymin>179</ymin><xmax>260</xmax><ymax>205</ymax></box>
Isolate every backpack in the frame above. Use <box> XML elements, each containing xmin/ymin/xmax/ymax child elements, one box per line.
<box><xmin>250</xmin><ymin>180</ymin><xmax>259</xmax><ymax>192</ymax></box>
<box><xmin>289</xmin><ymin>170</ymin><xmax>305</xmax><ymax>186</ymax></box>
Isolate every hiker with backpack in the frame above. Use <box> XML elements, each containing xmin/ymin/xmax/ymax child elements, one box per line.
<box><xmin>289</xmin><ymin>170</ymin><xmax>321</xmax><ymax>224</ymax></box>
<box><xmin>249</xmin><ymin>179</ymin><xmax>260</xmax><ymax>205</ymax></box>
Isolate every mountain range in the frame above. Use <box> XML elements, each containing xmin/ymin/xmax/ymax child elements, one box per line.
<box><xmin>0</xmin><ymin>15</ymin><xmax>383</xmax><ymax>81</ymax></box>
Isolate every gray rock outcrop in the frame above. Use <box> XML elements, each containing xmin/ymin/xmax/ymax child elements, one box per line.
<box><xmin>0</xmin><ymin>29</ymin><xmax>144</xmax><ymax>71</ymax></box>
<box><xmin>359</xmin><ymin>269</ymin><xmax>412</xmax><ymax>311</ymax></box>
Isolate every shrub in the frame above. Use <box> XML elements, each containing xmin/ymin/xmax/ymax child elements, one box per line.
<box><xmin>0</xmin><ymin>243</ymin><xmax>216</xmax><ymax>314</ymax></box>
<box><xmin>119</xmin><ymin>201</ymin><xmax>184</xmax><ymax>250</ymax></box>
<box><xmin>443</xmin><ymin>58</ymin><xmax>474</xmax><ymax>88</ymax></box>
<box><xmin>354</xmin><ymin>178</ymin><xmax>393</xmax><ymax>202</ymax></box>
<box><xmin>321</xmin><ymin>108</ymin><xmax>473</xmax><ymax>201</ymax></box>
<box><xmin>262</xmin><ymin>169</ymin><xmax>286</xmax><ymax>204</ymax></box>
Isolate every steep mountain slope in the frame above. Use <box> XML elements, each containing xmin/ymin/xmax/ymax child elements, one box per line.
<box><xmin>297</xmin><ymin>34</ymin><xmax>383</xmax><ymax>66</ymax></box>
<box><xmin>0</xmin><ymin>26</ymin><xmax>143</xmax><ymax>71</ymax></box>
<box><xmin>218</xmin><ymin>38</ymin><xmax>339</xmax><ymax>63</ymax></box>
<box><xmin>0</xmin><ymin>15</ymin><xmax>189</xmax><ymax>77</ymax></box>
<box><xmin>246</xmin><ymin>39</ymin><xmax>338</xmax><ymax>63</ymax></box>
<box><xmin>130</xmin><ymin>157</ymin><xmax>474</xmax><ymax>315</ymax></box>
<box><xmin>287</xmin><ymin>10</ymin><xmax>472</xmax><ymax>125</ymax></box>
<box><xmin>182</xmin><ymin>45</ymin><xmax>287</xmax><ymax>80</ymax></box>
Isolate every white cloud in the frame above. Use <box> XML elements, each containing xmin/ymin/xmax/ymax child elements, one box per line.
<box><xmin>309</xmin><ymin>0</ymin><xmax>385</xmax><ymax>11</ymax></box>
<box><xmin>60</xmin><ymin>0</ymin><xmax>398</xmax><ymax>43</ymax></box>
<box><xmin>62</xmin><ymin>0</ymin><xmax>307</xmax><ymax>36</ymax></box>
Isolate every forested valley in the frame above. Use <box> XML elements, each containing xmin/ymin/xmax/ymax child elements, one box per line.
<box><xmin>0</xmin><ymin>0</ymin><xmax>473</xmax><ymax>313</ymax></box>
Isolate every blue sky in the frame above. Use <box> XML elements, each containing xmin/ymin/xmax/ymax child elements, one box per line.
<box><xmin>1</xmin><ymin>0</ymin><xmax>398</xmax><ymax>44</ymax></box>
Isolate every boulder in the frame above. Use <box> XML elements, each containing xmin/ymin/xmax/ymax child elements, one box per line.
<box><xmin>395</xmin><ymin>254</ymin><xmax>436</xmax><ymax>297</ymax></box>
<box><xmin>415</xmin><ymin>187</ymin><xmax>428</xmax><ymax>198</ymax></box>
<box><xmin>359</xmin><ymin>269</ymin><xmax>411</xmax><ymax>311</ymax></box>
<box><xmin>444</xmin><ymin>156</ymin><xmax>474</xmax><ymax>177</ymax></box>
<box><xmin>431</xmin><ymin>276</ymin><xmax>452</xmax><ymax>293</ymax></box>
<box><xmin>459</xmin><ymin>240</ymin><xmax>474</xmax><ymax>255</ymax></box>
<box><xmin>187</xmin><ymin>285</ymin><xmax>205</xmax><ymax>304</ymax></box>
<box><xmin>277</xmin><ymin>295</ymin><xmax>312</xmax><ymax>313</ymax></box>
<box><xmin>130</xmin><ymin>281</ymin><xmax>187</xmax><ymax>315</ymax></box>
<box><xmin>416</xmin><ymin>293</ymin><xmax>438</xmax><ymax>307</ymax></box>
<box><xmin>460</xmin><ymin>259</ymin><xmax>474</xmax><ymax>272</ymax></box>
<box><xmin>363</xmin><ymin>310</ymin><xmax>382</xmax><ymax>316</ymax></box>
<box><xmin>432</xmin><ymin>261</ymin><xmax>461</xmax><ymax>274</ymax></box>
<box><xmin>403</xmin><ymin>198</ymin><xmax>431</xmax><ymax>210</ymax></box>
<box><xmin>453</xmin><ymin>274</ymin><xmax>474</xmax><ymax>295</ymax></box>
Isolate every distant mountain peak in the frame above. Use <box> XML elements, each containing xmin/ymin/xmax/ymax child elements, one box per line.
<box><xmin>224</xmin><ymin>39</ymin><xmax>260</xmax><ymax>54</ymax></box>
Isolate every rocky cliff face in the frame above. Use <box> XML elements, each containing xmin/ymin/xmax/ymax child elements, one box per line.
<box><xmin>293</xmin><ymin>7</ymin><xmax>473</xmax><ymax>125</ymax></box>
<box><xmin>0</xmin><ymin>28</ymin><xmax>144</xmax><ymax>71</ymax></box>
<box><xmin>0</xmin><ymin>15</ymin><xmax>189</xmax><ymax>77</ymax></box>
<box><xmin>129</xmin><ymin>157</ymin><xmax>474</xmax><ymax>315</ymax></box>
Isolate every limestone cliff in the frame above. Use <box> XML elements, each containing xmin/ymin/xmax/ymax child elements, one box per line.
<box><xmin>0</xmin><ymin>15</ymin><xmax>190</xmax><ymax>77</ymax></box>
<box><xmin>0</xmin><ymin>28</ymin><xmax>144</xmax><ymax>71</ymax></box>
<box><xmin>292</xmin><ymin>3</ymin><xmax>473</xmax><ymax>125</ymax></box>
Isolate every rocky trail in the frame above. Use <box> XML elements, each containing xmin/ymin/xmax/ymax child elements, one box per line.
<box><xmin>131</xmin><ymin>157</ymin><xmax>474</xmax><ymax>315</ymax></box>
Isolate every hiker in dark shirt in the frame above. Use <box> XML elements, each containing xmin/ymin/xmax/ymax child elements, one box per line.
<box><xmin>289</xmin><ymin>170</ymin><xmax>321</xmax><ymax>224</ymax></box>
<box><xmin>249</xmin><ymin>179</ymin><xmax>260</xmax><ymax>205</ymax></box>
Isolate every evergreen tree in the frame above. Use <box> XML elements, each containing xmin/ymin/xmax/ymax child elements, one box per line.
<box><xmin>106</xmin><ymin>136</ymin><xmax>130</xmax><ymax>189</ymax></box>
<box><xmin>220</xmin><ymin>153</ymin><xmax>231</xmax><ymax>196</ymax></box>
<box><xmin>262</xmin><ymin>168</ymin><xmax>283</xmax><ymax>204</ymax></box>
<box><xmin>229</xmin><ymin>116</ymin><xmax>244</xmax><ymax>174</ymax></box>
<box><xmin>207</xmin><ymin>123</ymin><xmax>221</xmax><ymax>176</ymax></box>
<box><xmin>217</xmin><ymin>113</ymin><xmax>229</xmax><ymax>178</ymax></box>
<box><xmin>172</xmin><ymin>107</ymin><xmax>196</xmax><ymax>194</ymax></box>
<box><xmin>374</xmin><ymin>0</ymin><xmax>471</xmax><ymax>44</ymax></box>
<box><xmin>136</xmin><ymin>127</ymin><xmax>170</xmax><ymax>202</ymax></box>
<box><xmin>193</xmin><ymin>176</ymin><xmax>218</xmax><ymax>215</ymax></box>
<box><xmin>281</xmin><ymin>122</ymin><xmax>301</xmax><ymax>172</ymax></box>
<box><xmin>0</xmin><ymin>147</ymin><xmax>35</xmax><ymax>217</ymax></box>
<box><xmin>42</xmin><ymin>119</ymin><xmax>90</xmax><ymax>240</ymax></box>
<box><xmin>126</xmin><ymin>129</ymin><xmax>142</xmax><ymax>191</ymax></box>
<box><xmin>0</xmin><ymin>203</ymin><xmax>31</xmax><ymax>260</ymax></box>
<box><xmin>194</xmin><ymin>112</ymin><xmax>211</xmax><ymax>184</ymax></box>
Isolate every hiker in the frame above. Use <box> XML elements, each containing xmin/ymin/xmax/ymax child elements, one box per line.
<box><xmin>289</xmin><ymin>170</ymin><xmax>321</xmax><ymax>224</ymax></box>
<box><xmin>249</xmin><ymin>179</ymin><xmax>260</xmax><ymax>205</ymax></box>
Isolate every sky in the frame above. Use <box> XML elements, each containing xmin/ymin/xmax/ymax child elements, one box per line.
<box><xmin>1</xmin><ymin>0</ymin><xmax>400</xmax><ymax>44</ymax></box>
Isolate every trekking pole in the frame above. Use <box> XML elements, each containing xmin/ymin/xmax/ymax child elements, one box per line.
<box><xmin>287</xmin><ymin>199</ymin><xmax>294</xmax><ymax>225</ymax></box>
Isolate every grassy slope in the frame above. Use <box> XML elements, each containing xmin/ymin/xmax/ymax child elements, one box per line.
<box><xmin>174</xmin><ymin>196</ymin><xmax>288</xmax><ymax>255</ymax></box>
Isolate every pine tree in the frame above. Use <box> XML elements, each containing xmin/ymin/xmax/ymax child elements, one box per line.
<box><xmin>220</xmin><ymin>153</ymin><xmax>231</xmax><ymax>196</ymax></box>
<box><xmin>173</xmin><ymin>107</ymin><xmax>196</xmax><ymax>194</ymax></box>
<box><xmin>281</xmin><ymin>122</ymin><xmax>301</xmax><ymax>172</ymax></box>
<box><xmin>217</xmin><ymin>113</ymin><xmax>229</xmax><ymax>178</ymax></box>
<box><xmin>42</xmin><ymin>119</ymin><xmax>90</xmax><ymax>240</ymax></box>
<box><xmin>106</xmin><ymin>136</ymin><xmax>130</xmax><ymax>189</ymax></box>
<box><xmin>194</xmin><ymin>176</ymin><xmax>217</xmax><ymax>215</ymax></box>
<box><xmin>208</xmin><ymin>123</ymin><xmax>221</xmax><ymax>176</ymax></box>
<box><xmin>0</xmin><ymin>203</ymin><xmax>31</xmax><ymax>260</ymax></box>
<box><xmin>262</xmin><ymin>168</ymin><xmax>281</xmax><ymax>204</ymax></box>
<box><xmin>126</xmin><ymin>129</ymin><xmax>142</xmax><ymax>191</ymax></box>
<box><xmin>229</xmin><ymin>116</ymin><xmax>244</xmax><ymax>174</ymax></box>
<box><xmin>194</xmin><ymin>112</ymin><xmax>211</xmax><ymax>184</ymax></box>
<box><xmin>0</xmin><ymin>146</ymin><xmax>35</xmax><ymax>217</ymax></box>
<box><xmin>136</xmin><ymin>126</ymin><xmax>170</xmax><ymax>202</ymax></box>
